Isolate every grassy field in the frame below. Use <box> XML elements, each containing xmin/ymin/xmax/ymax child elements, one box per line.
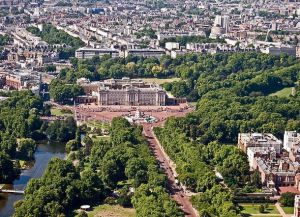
<box><xmin>51</xmin><ymin>107</ymin><xmax>73</xmax><ymax>117</ymax></box>
<box><xmin>87</xmin><ymin>120</ymin><xmax>110</xmax><ymax>130</ymax></box>
<box><xmin>269</xmin><ymin>87</ymin><xmax>293</xmax><ymax>97</ymax></box>
<box><xmin>91</xmin><ymin>135</ymin><xmax>110</xmax><ymax>142</ymax></box>
<box><xmin>141</xmin><ymin>77</ymin><xmax>180</xmax><ymax>85</ymax></box>
<box><xmin>239</xmin><ymin>204</ymin><xmax>280</xmax><ymax>216</ymax></box>
<box><xmin>87</xmin><ymin>204</ymin><xmax>136</xmax><ymax>217</ymax></box>
<box><xmin>282</xmin><ymin>206</ymin><xmax>294</xmax><ymax>214</ymax></box>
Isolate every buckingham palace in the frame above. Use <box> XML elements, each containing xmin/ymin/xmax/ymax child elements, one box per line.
<box><xmin>77</xmin><ymin>77</ymin><xmax>168</xmax><ymax>106</ymax></box>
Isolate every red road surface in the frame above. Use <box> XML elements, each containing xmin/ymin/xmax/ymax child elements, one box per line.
<box><xmin>142</xmin><ymin>124</ymin><xmax>198</xmax><ymax>217</ymax></box>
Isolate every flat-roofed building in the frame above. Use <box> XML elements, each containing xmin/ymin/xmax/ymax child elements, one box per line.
<box><xmin>123</xmin><ymin>49</ymin><xmax>166</xmax><ymax>58</ymax></box>
<box><xmin>284</xmin><ymin>131</ymin><xmax>300</xmax><ymax>152</ymax></box>
<box><xmin>75</xmin><ymin>47</ymin><xmax>119</xmax><ymax>59</ymax></box>
<box><xmin>294</xmin><ymin>195</ymin><xmax>300</xmax><ymax>217</ymax></box>
<box><xmin>238</xmin><ymin>133</ymin><xmax>282</xmax><ymax>154</ymax></box>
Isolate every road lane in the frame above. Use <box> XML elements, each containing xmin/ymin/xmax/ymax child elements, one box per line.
<box><xmin>142</xmin><ymin>124</ymin><xmax>198</xmax><ymax>217</ymax></box>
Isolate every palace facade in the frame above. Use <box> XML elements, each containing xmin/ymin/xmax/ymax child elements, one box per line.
<box><xmin>77</xmin><ymin>77</ymin><xmax>171</xmax><ymax>106</ymax></box>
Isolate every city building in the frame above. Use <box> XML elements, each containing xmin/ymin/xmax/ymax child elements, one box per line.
<box><xmin>284</xmin><ymin>131</ymin><xmax>300</xmax><ymax>152</ymax></box>
<box><xmin>295</xmin><ymin>195</ymin><xmax>300</xmax><ymax>217</ymax></box>
<box><xmin>75</xmin><ymin>47</ymin><xmax>119</xmax><ymax>59</ymax></box>
<box><xmin>238</xmin><ymin>132</ymin><xmax>300</xmax><ymax>189</ymax></box>
<box><xmin>214</xmin><ymin>15</ymin><xmax>230</xmax><ymax>33</ymax></box>
<box><xmin>238</xmin><ymin>133</ymin><xmax>282</xmax><ymax>154</ymax></box>
<box><xmin>122</xmin><ymin>49</ymin><xmax>166</xmax><ymax>58</ymax></box>
<box><xmin>261</xmin><ymin>45</ymin><xmax>296</xmax><ymax>56</ymax></box>
<box><xmin>76</xmin><ymin>77</ymin><xmax>186</xmax><ymax>106</ymax></box>
<box><xmin>76</xmin><ymin>77</ymin><xmax>170</xmax><ymax>106</ymax></box>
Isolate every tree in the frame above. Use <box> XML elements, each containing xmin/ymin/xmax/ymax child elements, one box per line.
<box><xmin>82</xmin><ymin>135</ymin><xmax>93</xmax><ymax>155</ymax></box>
<box><xmin>77</xmin><ymin>211</ymin><xmax>88</xmax><ymax>217</ymax></box>
<box><xmin>259</xmin><ymin>204</ymin><xmax>265</xmax><ymax>213</ymax></box>
<box><xmin>49</xmin><ymin>79</ymin><xmax>83</xmax><ymax>103</ymax></box>
<box><xmin>100</xmin><ymin>159</ymin><xmax>120</xmax><ymax>189</ymax></box>
<box><xmin>251</xmin><ymin>170</ymin><xmax>262</xmax><ymax>189</ymax></box>
<box><xmin>117</xmin><ymin>194</ymin><xmax>132</xmax><ymax>207</ymax></box>
<box><xmin>66</xmin><ymin>140</ymin><xmax>80</xmax><ymax>153</ymax></box>
<box><xmin>279</xmin><ymin>192</ymin><xmax>296</xmax><ymax>207</ymax></box>
<box><xmin>17</xmin><ymin>138</ymin><xmax>36</xmax><ymax>160</ymax></box>
<box><xmin>0</xmin><ymin>151</ymin><xmax>15</xmax><ymax>183</ymax></box>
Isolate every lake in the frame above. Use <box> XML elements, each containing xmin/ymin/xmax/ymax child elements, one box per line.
<box><xmin>0</xmin><ymin>141</ymin><xmax>66</xmax><ymax>217</ymax></box>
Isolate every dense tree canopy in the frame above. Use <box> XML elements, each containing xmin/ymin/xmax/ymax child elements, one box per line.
<box><xmin>56</xmin><ymin>52</ymin><xmax>298</xmax><ymax>102</ymax></box>
<box><xmin>45</xmin><ymin>117</ymin><xmax>77</xmax><ymax>142</ymax></box>
<box><xmin>14</xmin><ymin>158</ymin><xmax>105</xmax><ymax>217</ymax></box>
<box><xmin>15</xmin><ymin>117</ymin><xmax>182</xmax><ymax>217</ymax></box>
<box><xmin>49</xmin><ymin>79</ymin><xmax>83</xmax><ymax>103</ymax></box>
<box><xmin>0</xmin><ymin>91</ymin><xmax>43</xmax><ymax>183</ymax></box>
<box><xmin>17</xmin><ymin>138</ymin><xmax>36</xmax><ymax>160</ymax></box>
<box><xmin>279</xmin><ymin>192</ymin><xmax>296</xmax><ymax>207</ymax></box>
<box><xmin>0</xmin><ymin>34</ymin><xmax>12</xmax><ymax>46</ymax></box>
<box><xmin>153</xmin><ymin>52</ymin><xmax>300</xmax><ymax>216</ymax></box>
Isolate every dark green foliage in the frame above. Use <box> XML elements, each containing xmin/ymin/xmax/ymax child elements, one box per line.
<box><xmin>14</xmin><ymin>158</ymin><xmax>105</xmax><ymax>217</ymax></box>
<box><xmin>0</xmin><ymin>34</ymin><xmax>12</xmax><ymax>46</ymax></box>
<box><xmin>60</xmin><ymin>52</ymin><xmax>297</xmax><ymax>103</ymax></box>
<box><xmin>49</xmin><ymin>79</ymin><xmax>83</xmax><ymax>103</ymax></box>
<box><xmin>0</xmin><ymin>91</ymin><xmax>43</xmax><ymax>183</ymax></box>
<box><xmin>45</xmin><ymin>117</ymin><xmax>77</xmax><ymax>142</ymax></box>
<box><xmin>152</xmin><ymin>52</ymin><xmax>300</xmax><ymax>216</ymax></box>
<box><xmin>279</xmin><ymin>192</ymin><xmax>296</xmax><ymax>207</ymax></box>
<box><xmin>191</xmin><ymin>185</ymin><xmax>240</xmax><ymax>217</ymax></box>
<box><xmin>135</xmin><ymin>27</ymin><xmax>157</xmax><ymax>39</ymax></box>
<box><xmin>259</xmin><ymin>204</ymin><xmax>265</xmax><ymax>213</ymax></box>
<box><xmin>65</xmin><ymin>140</ymin><xmax>80</xmax><ymax>153</ymax></box>
<box><xmin>0</xmin><ymin>151</ymin><xmax>15</xmax><ymax>183</ymax></box>
<box><xmin>45</xmin><ymin>65</ymin><xmax>56</xmax><ymax>72</ymax></box>
<box><xmin>17</xmin><ymin>138</ymin><xmax>36</xmax><ymax>160</ymax></box>
<box><xmin>90</xmin><ymin>117</ymin><xmax>182</xmax><ymax>216</ymax></box>
<box><xmin>17</xmin><ymin>117</ymin><xmax>181</xmax><ymax>216</ymax></box>
<box><xmin>132</xmin><ymin>184</ymin><xmax>183</xmax><ymax>217</ymax></box>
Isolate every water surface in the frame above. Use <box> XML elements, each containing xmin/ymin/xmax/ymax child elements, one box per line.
<box><xmin>0</xmin><ymin>141</ymin><xmax>65</xmax><ymax>217</ymax></box>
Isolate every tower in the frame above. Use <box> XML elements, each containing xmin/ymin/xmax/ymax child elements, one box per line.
<box><xmin>213</xmin><ymin>15</ymin><xmax>230</xmax><ymax>34</ymax></box>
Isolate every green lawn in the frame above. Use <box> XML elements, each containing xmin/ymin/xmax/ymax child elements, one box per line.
<box><xmin>51</xmin><ymin>107</ymin><xmax>73</xmax><ymax>117</ymax></box>
<box><xmin>19</xmin><ymin>160</ymin><xmax>27</xmax><ymax>169</ymax></box>
<box><xmin>141</xmin><ymin>77</ymin><xmax>180</xmax><ymax>85</ymax></box>
<box><xmin>87</xmin><ymin>120</ymin><xmax>110</xmax><ymax>130</ymax></box>
<box><xmin>239</xmin><ymin>204</ymin><xmax>279</xmax><ymax>215</ymax></box>
<box><xmin>87</xmin><ymin>204</ymin><xmax>136</xmax><ymax>217</ymax></box>
<box><xmin>269</xmin><ymin>87</ymin><xmax>293</xmax><ymax>97</ymax></box>
<box><xmin>282</xmin><ymin>206</ymin><xmax>294</xmax><ymax>214</ymax></box>
<box><xmin>92</xmin><ymin>135</ymin><xmax>110</xmax><ymax>142</ymax></box>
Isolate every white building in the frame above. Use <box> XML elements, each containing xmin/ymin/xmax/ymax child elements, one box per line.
<box><xmin>165</xmin><ymin>42</ymin><xmax>180</xmax><ymax>51</ymax></box>
<box><xmin>247</xmin><ymin>146</ymin><xmax>276</xmax><ymax>169</ymax></box>
<box><xmin>284</xmin><ymin>131</ymin><xmax>300</xmax><ymax>152</ymax></box>
<box><xmin>294</xmin><ymin>195</ymin><xmax>300</xmax><ymax>217</ymax></box>
<box><xmin>214</xmin><ymin>15</ymin><xmax>230</xmax><ymax>33</ymax></box>
<box><xmin>123</xmin><ymin>49</ymin><xmax>165</xmax><ymax>58</ymax></box>
<box><xmin>75</xmin><ymin>47</ymin><xmax>119</xmax><ymax>59</ymax></box>
<box><xmin>238</xmin><ymin>133</ymin><xmax>282</xmax><ymax>154</ymax></box>
<box><xmin>261</xmin><ymin>46</ymin><xmax>296</xmax><ymax>56</ymax></box>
